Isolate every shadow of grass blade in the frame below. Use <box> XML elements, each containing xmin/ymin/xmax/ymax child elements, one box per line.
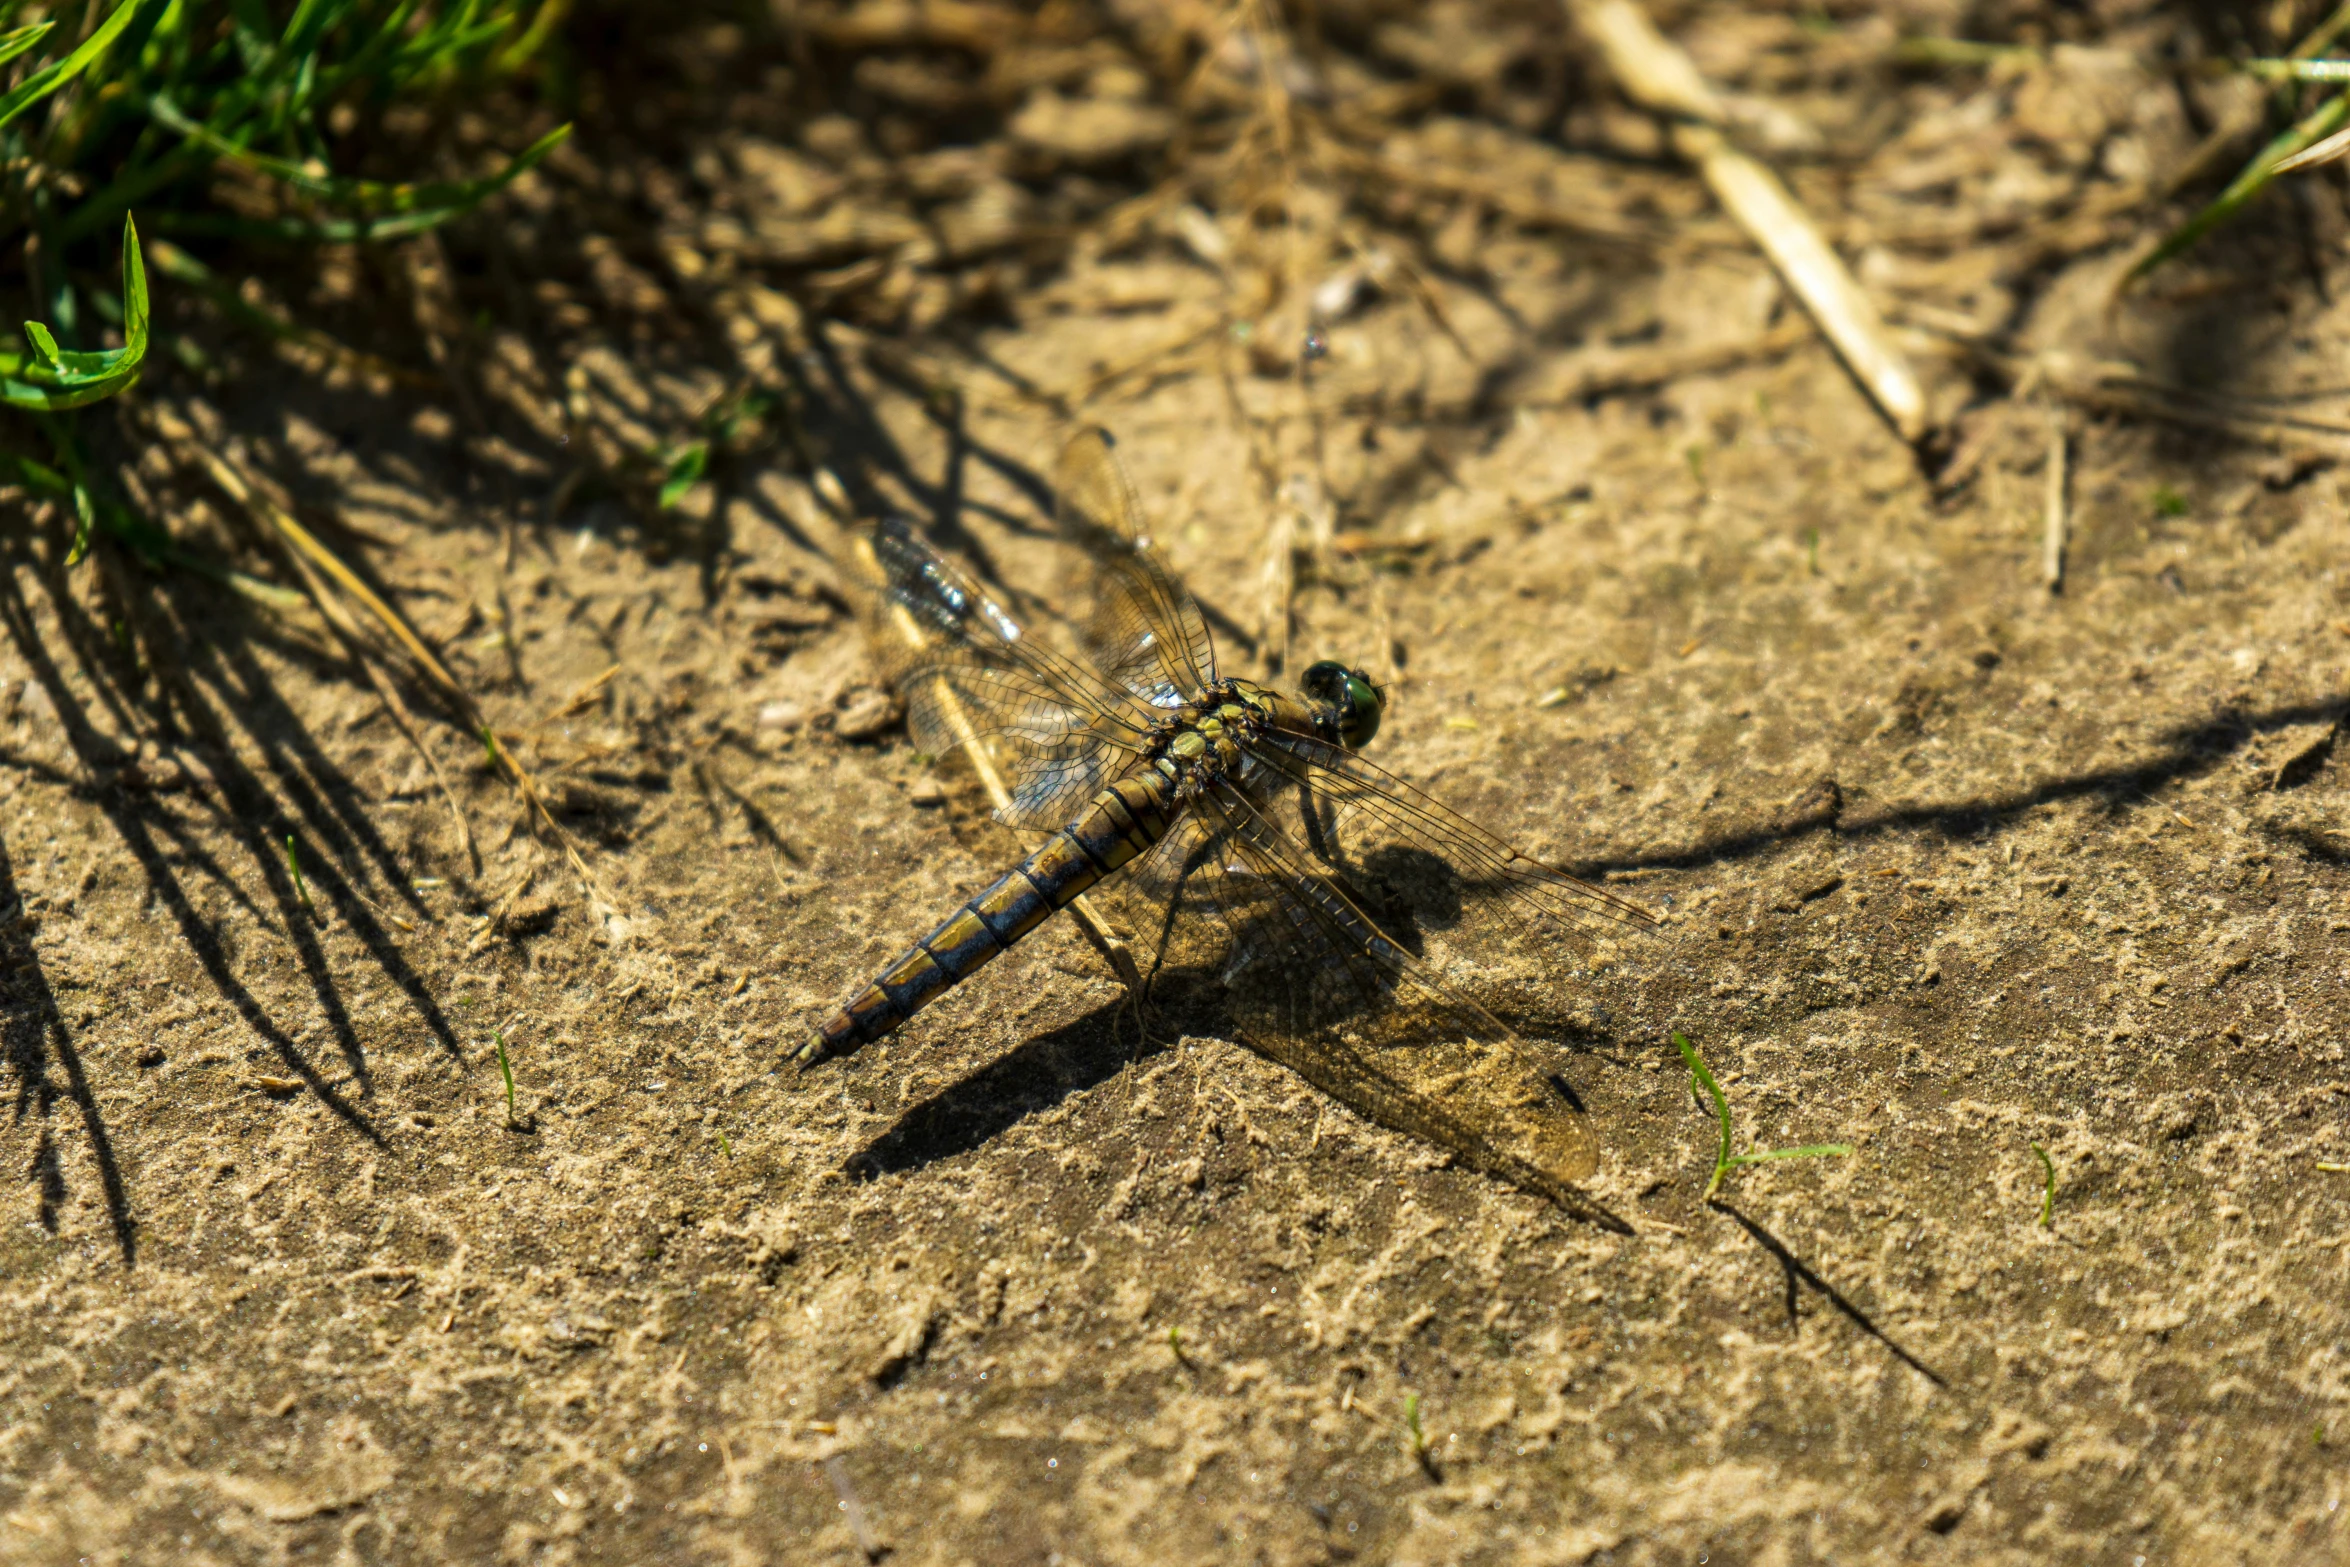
<box><xmin>144</xmin><ymin>236</ymin><xmax>435</xmax><ymax>388</ymax></box>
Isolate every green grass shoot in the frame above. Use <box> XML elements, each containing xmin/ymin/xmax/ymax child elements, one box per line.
<box><xmin>716</xmin><ymin>1129</ymin><xmax>733</xmax><ymax>1158</ymax></box>
<box><xmin>2126</xmin><ymin>3</ymin><xmax>2350</xmax><ymax>287</ymax></box>
<box><xmin>2032</xmin><ymin>1142</ymin><xmax>2056</xmax><ymax>1228</ymax></box>
<box><xmin>1404</xmin><ymin>1393</ymin><xmax>1433</xmax><ymax>1474</ymax></box>
<box><xmin>1672</xmin><ymin>1031</ymin><xmax>1853</xmax><ymax>1200</ymax></box>
<box><xmin>0</xmin><ymin>1</ymin><xmax>565</xmax><ymax>566</ymax></box>
<box><xmin>2151</xmin><ymin>484</ymin><xmax>2190</xmax><ymax>519</ymax></box>
<box><xmin>658</xmin><ymin>441</ymin><xmax>710</xmax><ymax>510</ymax></box>
<box><xmin>1166</xmin><ymin>1324</ymin><xmax>1189</xmax><ymax>1366</ymax></box>
<box><xmin>491</xmin><ymin>1028</ymin><xmax>517</xmax><ymax>1126</ymax></box>
<box><xmin>283</xmin><ymin>833</ymin><xmax>314</xmax><ymax>912</ymax></box>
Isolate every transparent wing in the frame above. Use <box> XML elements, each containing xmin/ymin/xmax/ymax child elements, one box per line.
<box><xmin>867</xmin><ymin>516</ymin><xmax>1157</xmax><ymax>831</ymax></box>
<box><xmin>1242</xmin><ymin>728</ymin><xmax>1659</xmax><ymax>940</ymax></box>
<box><xmin>1082</xmin><ymin>761</ymin><xmax>1623</xmax><ymax>1226</ymax></box>
<box><xmin>1055</xmin><ymin>427</ymin><xmax>1218</xmax><ymax>706</ymax></box>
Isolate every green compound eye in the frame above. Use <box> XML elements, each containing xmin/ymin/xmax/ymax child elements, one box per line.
<box><xmin>1339</xmin><ymin>672</ymin><xmax>1381</xmax><ymax>748</ymax></box>
<box><xmin>1301</xmin><ymin>661</ymin><xmax>1383</xmax><ymax>749</ymax></box>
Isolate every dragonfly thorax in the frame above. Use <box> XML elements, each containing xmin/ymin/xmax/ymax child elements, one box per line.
<box><xmin>1145</xmin><ymin>680</ymin><xmax>1276</xmax><ymax>792</ymax></box>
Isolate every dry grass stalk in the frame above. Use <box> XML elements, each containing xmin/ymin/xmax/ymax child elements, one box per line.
<box><xmin>1567</xmin><ymin>0</ymin><xmax>1927</xmax><ymax>444</ymax></box>
<box><xmin>154</xmin><ymin>408</ymin><xmax>617</xmax><ymax>916</ymax></box>
<box><xmin>2040</xmin><ymin>407</ymin><xmax>2068</xmax><ymax>594</ymax></box>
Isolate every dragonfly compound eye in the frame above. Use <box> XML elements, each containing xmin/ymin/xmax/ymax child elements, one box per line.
<box><xmin>1301</xmin><ymin>661</ymin><xmax>1383</xmax><ymax>749</ymax></box>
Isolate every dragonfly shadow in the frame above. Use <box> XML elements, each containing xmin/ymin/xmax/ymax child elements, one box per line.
<box><xmin>1709</xmin><ymin>1199</ymin><xmax>1947</xmax><ymax>1389</ymax></box>
<box><xmin>845</xmin><ymin>999</ymin><xmax>1165</xmax><ymax>1180</ymax></box>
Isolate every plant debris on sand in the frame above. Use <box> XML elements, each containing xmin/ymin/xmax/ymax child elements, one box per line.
<box><xmin>0</xmin><ymin>1</ymin><xmax>2347</xmax><ymax>1562</ymax></box>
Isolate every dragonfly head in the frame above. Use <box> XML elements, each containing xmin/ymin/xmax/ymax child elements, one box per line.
<box><xmin>1300</xmin><ymin>661</ymin><xmax>1384</xmax><ymax>750</ymax></box>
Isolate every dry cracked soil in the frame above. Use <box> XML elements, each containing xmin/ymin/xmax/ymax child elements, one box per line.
<box><xmin>1</xmin><ymin>2</ymin><xmax>2348</xmax><ymax>1563</ymax></box>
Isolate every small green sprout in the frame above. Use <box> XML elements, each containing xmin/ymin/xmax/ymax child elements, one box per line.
<box><xmin>1404</xmin><ymin>1393</ymin><xmax>1435</xmax><ymax>1476</ymax></box>
<box><xmin>1167</xmin><ymin>1324</ymin><xmax>1189</xmax><ymax>1366</ymax></box>
<box><xmin>716</xmin><ymin>1130</ymin><xmax>733</xmax><ymax>1158</ymax></box>
<box><xmin>1672</xmin><ymin>1032</ymin><xmax>1853</xmax><ymax>1200</ymax></box>
<box><xmin>491</xmin><ymin>1028</ymin><xmax>517</xmax><ymax>1127</ymax></box>
<box><xmin>657</xmin><ymin>440</ymin><xmax>709</xmax><ymax>510</ymax></box>
<box><xmin>283</xmin><ymin>834</ymin><xmax>314</xmax><ymax>913</ymax></box>
<box><xmin>2032</xmin><ymin>1143</ymin><xmax>2056</xmax><ymax>1228</ymax></box>
<box><xmin>1684</xmin><ymin>444</ymin><xmax>1707</xmax><ymax>487</ymax></box>
<box><xmin>2151</xmin><ymin>484</ymin><xmax>2189</xmax><ymax>519</ymax></box>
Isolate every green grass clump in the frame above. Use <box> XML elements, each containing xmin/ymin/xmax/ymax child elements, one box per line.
<box><xmin>2031</xmin><ymin>1142</ymin><xmax>2056</xmax><ymax>1228</ymax></box>
<box><xmin>1672</xmin><ymin>1032</ymin><xmax>1853</xmax><ymax>1200</ymax></box>
<box><xmin>0</xmin><ymin>0</ymin><xmax>570</xmax><ymax>539</ymax></box>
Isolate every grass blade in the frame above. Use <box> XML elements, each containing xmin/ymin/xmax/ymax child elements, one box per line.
<box><xmin>144</xmin><ymin>108</ymin><xmax>571</xmax><ymax>238</ymax></box>
<box><xmin>1672</xmin><ymin>1030</ymin><xmax>1735</xmax><ymax>1195</ymax></box>
<box><xmin>283</xmin><ymin>833</ymin><xmax>314</xmax><ymax>913</ymax></box>
<box><xmin>497</xmin><ymin>0</ymin><xmax>573</xmax><ymax>70</ymax></box>
<box><xmin>657</xmin><ymin>440</ymin><xmax>709</xmax><ymax>509</ymax></box>
<box><xmin>1673</xmin><ymin>1030</ymin><xmax>1853</xmax><ymax>1199</ymax></box>
<box><xmin>0</xmin><ymin>21</ymin><xmax>56</xmax><ymax>70</ymax></box>
<box><xmin>0</xmin><ymin>215</ymin><xmax>147</xmax><ymax>409</ymax></box>
<box><xmin>0</xmin><ymin>0</ymin><xmax>144</xmax><ymax>132</ymax></box>
<box><xmin>2031</xmin><ymin>1142</ymin><xmax>2056</xmax><ymax>1227</ymax></box>
<box><xmin>2126</xmin><ymin>87</ymin><xmax>2350</xmax><ymax>286</ymax></box>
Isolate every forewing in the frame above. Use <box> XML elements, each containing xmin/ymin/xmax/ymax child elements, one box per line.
<box><xmin>1055</xmin><ymin>427</ymin><xmax>1217</xmax><ymax>704</ymax></box>
<box><xmin>1246</xmin><ymin>728</ymin><xmax>1657</xmax><ymax>946</ymax></box>
<box><xmin>1081</xmin><ymin>764</ymin><xmax>1618</xmax><ymax>1223</ymax></box>
<box><xmin>867</xmin><ymin>516</ymin><xmax>1152</xmax><ymax>830</ymax></box>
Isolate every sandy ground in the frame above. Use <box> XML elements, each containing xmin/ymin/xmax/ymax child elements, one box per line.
<box><xmin>3</xmin><ymin>2</ymin><xmax>2349</xmax><ymax>1562</ymax></box>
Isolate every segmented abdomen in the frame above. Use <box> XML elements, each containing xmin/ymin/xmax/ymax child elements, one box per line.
<box><xmin>803</xmin><ymin>771</ymin><xmax>1176</xmax><ymax>1062</ymax></box>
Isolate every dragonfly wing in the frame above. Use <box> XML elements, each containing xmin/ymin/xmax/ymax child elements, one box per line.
<box><xmin>869</xmin><ymin>516</ymin><xmax>1153</xmax><ymax>831</ymax></box>
<box><xmin>1055</xmin><ymin>427</ymin><xmax>1218</xmax><ymax>705</ymax></box>
<box><xmin>1082</xmin><ymin>767</ymin><xmax>1621</xmax><ymax>1225</ymax></box>
<box><xmin>1244</xmin><ymin>728</ymin><xmax>1659</xmax><ymax>940</ymax></box>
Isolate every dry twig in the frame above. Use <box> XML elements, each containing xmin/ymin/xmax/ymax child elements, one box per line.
<box><xmin>155</xmin><ymin>409</ymin><xmax>619</xmax><ymax>916</ymax></box>
<box><xmin>1567</xmin><ymin>0</ymin><xmax>1927</xmax><ymax>444</ymax></box>
<box><xmin>2040</xmin><ymin>407</ymin><xmax>2068</xmax><ymax>594</ymax></box>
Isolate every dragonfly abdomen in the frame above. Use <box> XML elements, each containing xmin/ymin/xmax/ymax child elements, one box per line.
<box><xmin>798</xmin><ymin>772</ymin><xmax>1178</xmax><ymax>1064</ymax></box>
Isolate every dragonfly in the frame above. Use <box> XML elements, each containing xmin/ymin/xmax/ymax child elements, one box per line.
<box><xmin>795</xmin><ymin>428</ymin><xmax>1657</xmax><ymax>1224</ymax></box>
